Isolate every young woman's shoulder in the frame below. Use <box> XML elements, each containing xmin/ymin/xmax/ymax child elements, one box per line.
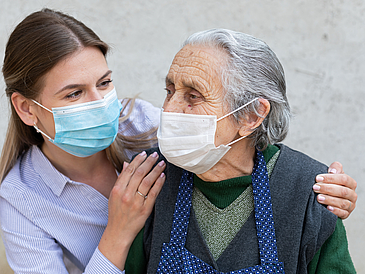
<box><xmin>1</xmin><ymin>150</ymin><xmax>31</xmax><ymax>194</ymax></box>
<box><xmin>0</xmin><ymin>149</ymin><xmax>35</xmax><ymax>223</ymax></box>
<box><xmin>0</xmin><ymin>146</ymin><xmax>66</xmax><ymax>215</ymax></box>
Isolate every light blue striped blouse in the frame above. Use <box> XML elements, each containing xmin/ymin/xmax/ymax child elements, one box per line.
<box><xmin>0</xmin><ymin>99</ymin><xmax>160</xmax><ymax>274</ymax></box>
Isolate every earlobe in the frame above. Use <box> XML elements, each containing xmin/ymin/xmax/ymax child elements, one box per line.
<box><xmin>11</xmin><ymin>92</ymin><xmax>37</xmax><ymax>126</ymax></box>
<box><xmin>238</xmin><ymin>98</ymin><xmax>271</xmax><ymax>137</ymax></box>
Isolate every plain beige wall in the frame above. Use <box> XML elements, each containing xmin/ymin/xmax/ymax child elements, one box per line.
<box><xmin>1</xmin><ymin>1</ymin><xmax>364</xmax><ymax>273</ymax></box>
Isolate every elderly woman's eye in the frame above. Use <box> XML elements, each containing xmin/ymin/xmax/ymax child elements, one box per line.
<box><xmin>165</xmin><ymin>88</ymin><xmax>174</xmax><ymax>96</ymax></box>
<box><xmin>189</xmin><ymin>91</ymin><xmax>203</xmax><ymax>100</ymax></box>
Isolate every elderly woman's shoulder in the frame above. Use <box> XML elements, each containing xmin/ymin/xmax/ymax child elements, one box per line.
<box><xmin>271</xmin><ymin>143</ymin><xmax>329</xmax><ymax>204</ymax></box>
<box><xmin>275</xmin><ymin>144</ymin><xmax>328</xmax><ymax>175</ymax></box>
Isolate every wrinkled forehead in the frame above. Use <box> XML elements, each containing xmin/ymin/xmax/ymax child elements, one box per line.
<box><xmin>166</xmin><ymin>45</ymin><xmax>228</xmax><ymax>88</ymax></box>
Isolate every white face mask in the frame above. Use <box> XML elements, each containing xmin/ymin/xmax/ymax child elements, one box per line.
<box><xmin>157</xmin><ymin>98</ymin><xmax>258</xmax><ymax>174</ymax></box>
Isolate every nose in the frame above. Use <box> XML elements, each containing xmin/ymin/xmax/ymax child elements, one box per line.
<box><xmin>163</xmin><ymin>93</ymin><xmax>187</xmax><ymax>113</ymax></box>
<box><xmin>88</xmin><ymin>88</ymin><xmax>106</xmax><ymax>101</ymax></box>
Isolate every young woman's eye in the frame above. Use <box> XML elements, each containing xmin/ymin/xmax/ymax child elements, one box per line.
<box><xmin>66</xmin><ymin>90</ymin><xmax>82</xmax><ymax>99</ymax></box>
<box><xmin>99</xmin><ymin>79</ymin><xmax>113</xmax><ymax>87</ymax></box>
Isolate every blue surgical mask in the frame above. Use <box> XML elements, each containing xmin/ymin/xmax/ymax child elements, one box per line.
<box><xmin>32</xmin><ymin>88</ymin><xmax>122</xmax><ymax>157</ymax></box>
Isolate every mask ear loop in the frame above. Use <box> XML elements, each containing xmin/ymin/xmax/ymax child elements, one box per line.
<box><xmin>217</xmin><ymin>98</ymin><xmax>259</xmax><ymax>147</ymax></box>
<box><xmin>216</xmin><ymin>98</ymin><xmax>258</xmax><ymax>122</ymax></box>
<box><xmin>31</xmin><ymin>99</ymin><xmax>53</xmax><ymax>113</ymax></box>
<box><xmin>31</xmin><ymin>99</ymin><xmax>54</xmax><ymax>141</ymax></box>
<box><xmin>226</xmin><ymin>133</ymin><xmax>252</xmax><ymax>146</ymax></box>
<box><xmin>33</xmin><ymin>122</ymin><xmax>53</xmax><ymax>141</ymax></box>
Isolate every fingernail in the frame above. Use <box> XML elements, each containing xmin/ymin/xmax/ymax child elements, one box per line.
<box><xmin>329</xmin><ymin>168</ymin><xmax>337</xmax><ymax>174</ymax></box>
<box><xmin>313</xmin><ymin>184</ymin><xmax>320</xmax><ymax>191</ymax></box>
<box><xmin>328</xmin><ymin>206</ymin><xmax>334</xmax><ymax>211</ymax></box>
<box><xmin>318</xmin><ymin>195</ymin><xmax>325</xmax><ymax>202</ymax></box>
<box><xmin>160</xmin><ymin>172</ymin><xmax>165</xmax><ymax>178</ymax></box>
<box><xmin>316</xmin><ymin>176</ymin><xmax>324</xmax><ymax>182</ymax></box>
<box><xmin>123</xmin><ymin>161</ymin><xmax>129</xmax><ymax>169</ymax></box>
<box><xmin>140</xmin><ymin>151</ymin><xmax>146</xmax><ymax>156</ymax></box>
<box><xmin>158</xmin><ymin>160</ymin><xmax>165</xmax><ymax>166</ymax></box>
<box><xmin>151</xmin><ymin>152</ymin><xmax>158</xmax><ymax>158</ymax></box>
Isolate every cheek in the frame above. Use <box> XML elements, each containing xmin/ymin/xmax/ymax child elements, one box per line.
<box><xmin>37</xmin><ymin>110</ymin><xmax>56</xmax><ymax>136</ymax></box>
<box><xmin>188</xmin><ymin>101</ymin><xmax>222</xmax><ymax>116</ymax></box>
<box><xmin>215</xmin><ymin>118</ymin><xmax>240</xmax><ymax>145</ymax></box>
<box><xmin>162</xmin><ymin>98</ymin><xmax>168</xmax><ymax>109</ymax></box>
<box><xmin>47</xmin><ymin>118</ymin><xmax>56</xmax><ymax>135</ymax></box>
<box><xmin>100</xmin><ymin>86</ymin><xmax>114</xmax><ymax>97</ymax></box>
<box><xmin>44</xmin><ymin>117</ymin><xmax>56</xmax><ymax>136</ymax></box>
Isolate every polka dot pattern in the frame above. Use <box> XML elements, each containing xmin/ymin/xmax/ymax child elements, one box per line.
<box><xmin>168</xmin><ymin>171</ymin><xmax>194</xmax><ymax>247</ymax></box>
<box><xmin>156</xmin><ymin>151</ymin><xmax>285</xmax><ymax>273</ymax></box>
<box><xmin>252</xmin><ymin>151</ymin><xmax>281</xmax><ymax>266</ymax></box>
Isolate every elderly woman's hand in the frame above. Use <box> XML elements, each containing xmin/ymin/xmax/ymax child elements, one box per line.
<box><xmin>313</xmin><ymin>161</ymin><xmax>357</xmax><ymax>219</ymax></box>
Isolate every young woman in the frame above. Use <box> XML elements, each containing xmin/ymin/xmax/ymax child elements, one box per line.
<box><xmin>0</xmin><ymin>9</ymin><xmax>357</xmax><ymax>273</ymax></box>
<box><xmin>0</xmin><ymin>9</ymin><xmax>165</xmax><ymax>273</ymax></box>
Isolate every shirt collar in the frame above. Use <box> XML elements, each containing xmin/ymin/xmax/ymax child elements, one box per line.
<box><xmin>30</xmin><ymin>145</ymin><xmax>70</xmax><ymax>196</ymax></box>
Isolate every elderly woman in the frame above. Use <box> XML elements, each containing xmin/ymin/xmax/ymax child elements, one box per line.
<box><xmin>125</xmin><ymin>29</ymin><xmax>356</xmax><ymax>273</ymax></box>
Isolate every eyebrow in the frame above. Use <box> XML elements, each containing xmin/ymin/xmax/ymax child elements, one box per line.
<box><xmin>165</xmin><ymin>75</ymin><xmax>205</xmax><ymax>92</ymax></box>
<box><xmin>165</xmin><ymin>75</ymin><xmax>173</xmax><ymax>86</ymax></box>
<box><xmin>55</xmin><ymin>70</ymin><xmax>113</xmax><ymax>95</ymax></box>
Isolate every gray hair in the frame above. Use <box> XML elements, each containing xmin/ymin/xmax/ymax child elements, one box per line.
<box><xmin>183</xmin><ymin>29</ymin><xmax>291</xmax><ymax>150</ymax></box>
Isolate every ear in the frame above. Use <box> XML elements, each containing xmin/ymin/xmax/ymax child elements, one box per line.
<box><xmin>11</xmin><ymin>92</ymin><xmax>37</xmax><ymax>126</ymax></box>
<box><xmin>238</xmin><ymin>98</ymin><xmax>270</xmax><ymax>137</ymax></box>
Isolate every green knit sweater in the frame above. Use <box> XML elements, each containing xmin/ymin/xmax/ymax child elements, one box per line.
<box><xmin>125</xmin><ymin>145</ymin><xmax>356</xmax><ymax>273</ymax></box>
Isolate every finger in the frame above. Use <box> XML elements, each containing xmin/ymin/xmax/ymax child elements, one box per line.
<box><xmin>316</xmin><ymin>194</ymin><xmax>354</xmax><ymax>214</ymax></box>
<box><xmin>313</xmin><ymin>182</ymin><xmax>355</xmax><ymax>201</ymax></box>
<box><xmin>136</xmin><ymin>190</ymin><xmax>148</xmax><ymax>199</ymax></box>
<box><xmin>314</xmin><ymin>175</ymin><xmax>358</xmax><ymax>208</ymax></box>
<box><xmin>144</xmin><ymin>172</ymin><xmax>166</xmax><ymax>209</ymax></box>
<box><xmin>325</xmin><ymin>206</ymin><xmax>350</xmax><ymax>219</ymax></box>
<box><xmin>315</xmin><ymin>173</ymin><xmax>357</xmax><ymax>190</ymax></box>
<box><xmin>127</xmin><ymin>151</ymin><xmax>162</xmax><ymax>193</ymax></box>
<box><xmin>137</xmin><ymin>159</ymin><xmax>166</xmax><ymax>198</ymax></box>
<box><xmin>327</xmin><ymin>161</ymin><xmax>344</xmax><ymax>174</ymax></box>
<box><xmin>115</xmin><ymin>151</ymin><xmax>148</xmax><ymax>188</ymax></box>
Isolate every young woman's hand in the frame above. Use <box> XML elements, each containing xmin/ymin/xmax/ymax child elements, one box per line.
<box><xmin>313</xmin><ymin>161</ymin><xmax>357</xmax><ymax>219</ymax></box>
<box><xmin>99</xmin><ymin>151</ymin><xmax>166</xmax><ymax>270</ymax></box>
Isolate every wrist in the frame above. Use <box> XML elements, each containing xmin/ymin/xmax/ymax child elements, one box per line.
<box><xmin>98</xmin><ymin>228</ymin><xmax>134</xmax><ymax>270</ymax></box>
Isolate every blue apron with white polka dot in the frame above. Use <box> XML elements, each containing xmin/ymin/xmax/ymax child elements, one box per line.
<box><xmin>156</xmin><ymin>150</ymin><xmax>285</xmax><ymax>273</ymax></box>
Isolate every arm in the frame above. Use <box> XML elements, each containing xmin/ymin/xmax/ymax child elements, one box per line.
<box><xmin>313</xmin><ymin>162</ymin><xmax>357</xmax><ymax>219</ymax></box>
<box><xmin>0</xmin><ymin>199</ymin><xmax>71</xmax><ymax>273</ymax></box>
<box><xmin>0</xmin><ymin>193</ymin><xmax>157</xmax><ymax>274</ymax></box>
<box><xmin>307</xmin><ymin>218</ymin><xmax>356</xmax><ymax>273</ymax></box>
<box><xmin>0</xmin><ymin>152</ymin><xmax>165</xmax><ymax>273</ymax></box>
<box><xmin>0</xmin><ymin>190</ymin><xmax>134</xmax><ymax>274</ymax></box>
<box><xmin>98</xmin><ymin>151</ymin><xmax>165</xmax><ymax>271</ymax></box>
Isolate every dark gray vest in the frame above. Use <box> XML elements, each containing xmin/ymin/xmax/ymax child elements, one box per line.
<box><xmin>143</xmin><ymin>144</ymin><xmax>337</xmax><ymax>274</ymax></box>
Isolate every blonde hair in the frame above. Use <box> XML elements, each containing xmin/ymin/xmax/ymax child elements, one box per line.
<box><xmin>106</xmin><ymin>98</ymin><xmax>158</xmax><ymax>173</ymax></box>
<box><xmin>0</xmin><ymin>9</ymin><xmax>156</xmax><ymax>181</ymax></box>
